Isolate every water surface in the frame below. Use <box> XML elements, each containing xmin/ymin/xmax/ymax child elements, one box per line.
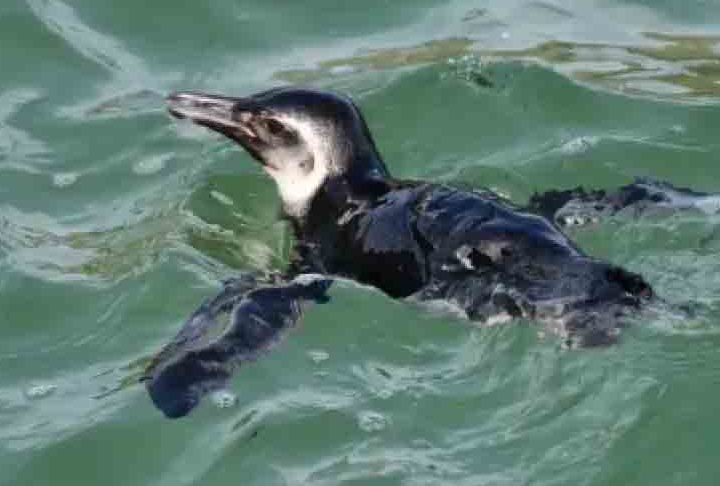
<box><xmin>2</xmin><ymin>1</ymin><xmax>720</xmax><ymax>484</ymax></box>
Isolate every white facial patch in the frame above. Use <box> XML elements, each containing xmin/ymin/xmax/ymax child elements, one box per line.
<box><xmin>263</xmin><ymin>115</ymin><xmax>338</xmax><ymax>218</ymax></box>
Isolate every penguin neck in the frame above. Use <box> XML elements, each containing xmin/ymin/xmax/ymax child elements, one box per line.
<box><xmin>287</xmin><ymin>154</ymin><xmax>393</xmax><ymax>238</ymax></box>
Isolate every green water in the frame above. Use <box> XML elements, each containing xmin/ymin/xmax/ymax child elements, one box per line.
<box><xmin>3</xmin><ymin>1</ymin><xmax>720</xmax><ymax>484</ymax></box>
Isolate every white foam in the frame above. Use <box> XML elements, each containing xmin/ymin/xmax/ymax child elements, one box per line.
<box><xmin>132</xmin><ymin>154</ymin><xmax>171</xmax><ymax>175</ymax></box>
<box><xmin>52</xmin><ymin>172</ymin><xmax>79</xmax><ymax>188</ymax></box>
<box><xmin>560</xmin><ymin>136</ymin><xmax>599</xmax><ymax>155</ymax></box>
<box><xmin>307</xmin><ymin>349</ymin><xmax>330</xmax><ymax>364</ymax></box>
<box><xmin>292</xmin><ymin>273</ymin><xmax>328</xmax><ymax>285</ymax></box>
<box><xmin>692</xmin><ymin>196</ymin><xmax>720</xmax><ymax>215</ymax></box>
<box><xmin>329</xmin><ymin>65</ymin><xmax>358</xmax><ymax>75</ymax></box>
<box><xmin>210</xmin><ymin>389</ymin><xmax>237</xmax><ymax>409</ymax></box>
<box><xmin>357</xmin><ymin>410</ymin><xmax>389</xmax><ymax>432</ymax></box>
<box><xmin>24</xmin><ymin>384</ymin><xmax>57</xmax><ymax>400</ymax></box>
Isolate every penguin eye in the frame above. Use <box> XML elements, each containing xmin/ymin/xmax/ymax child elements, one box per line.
<box><xmin>265</xmin><ymin>118</ymin><xmax>286</xmax><ymax>136</ymax></box>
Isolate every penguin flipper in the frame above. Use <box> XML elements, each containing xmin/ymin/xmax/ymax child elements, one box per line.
<box><xmin>141</xmin><ymin>273</ymin><xmax>331</xmax><ymax>419</ymax></box>
<box><xmin>527</xmin><ymin>178</ymin><xmax>718</xmax><ymax>228</ymax></box>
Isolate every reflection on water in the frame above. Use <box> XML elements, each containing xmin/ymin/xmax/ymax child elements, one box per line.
<box><xmin>277</xmin><ymin>32</ymin><xmax>720</xmax><ymax>99</ymax></box>
<box><xmin>493</xmin><ymin>32</ymin><xmax>720</xmax><ymax>98</ymax></box>
<box><xmin>277</xmin><ymin>38</ymin><xmax>476</xmax><ymax>83</ymax></box>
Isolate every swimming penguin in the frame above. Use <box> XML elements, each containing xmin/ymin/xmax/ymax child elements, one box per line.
<box><xmin>144</xmin><ymin>87</ymin><xmax>712</xmax><ymax>418</ymax></box>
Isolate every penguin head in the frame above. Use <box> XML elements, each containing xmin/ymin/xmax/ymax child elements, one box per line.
<box><xmin>167</xmin><ymin>87</ymin><xmax>387</xmax><ymax>217</ymax></box>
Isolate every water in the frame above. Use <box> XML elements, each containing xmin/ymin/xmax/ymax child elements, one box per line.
<box><xmin>2</xmin><ymin>1</ymin><xmax>720</xmax><ymax>484</ymax></box>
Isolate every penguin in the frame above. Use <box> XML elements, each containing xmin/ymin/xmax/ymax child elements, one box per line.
<box><xmin>145</xmin><ymin>87</ymin><xmax>711</xmax><ymax>418</ymax></box>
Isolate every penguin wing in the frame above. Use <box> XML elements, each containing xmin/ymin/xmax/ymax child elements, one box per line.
<box><xmin>141</xmin><ymin>273</ymin><xmax>331</xmax><ymax>418</ymax></box>
<box><xmin>526</xmin><ymin>177</ymin><xmax>719</xmax><ymax>227</ymax></box>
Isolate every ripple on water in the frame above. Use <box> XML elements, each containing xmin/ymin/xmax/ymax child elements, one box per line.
<box><xmin>0</xmin><ymin>88</ymin><xmax>50</xmax><ymax>165</ymax></box>
<box><xmin>0</xmin><ymin>359</ymin><xmax>136</xmax><ymax>452</ymax></box>
<box><xmin>132</xmin><ymin>153</ymin><xmax>171</xmax><ymax>176</ymax></box>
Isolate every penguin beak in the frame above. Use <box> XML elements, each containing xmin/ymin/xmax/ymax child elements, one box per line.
<box><xmin>166</xmin><ymin>91</ymin><xmax>261</xmax><ymax>146</ymax></box>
